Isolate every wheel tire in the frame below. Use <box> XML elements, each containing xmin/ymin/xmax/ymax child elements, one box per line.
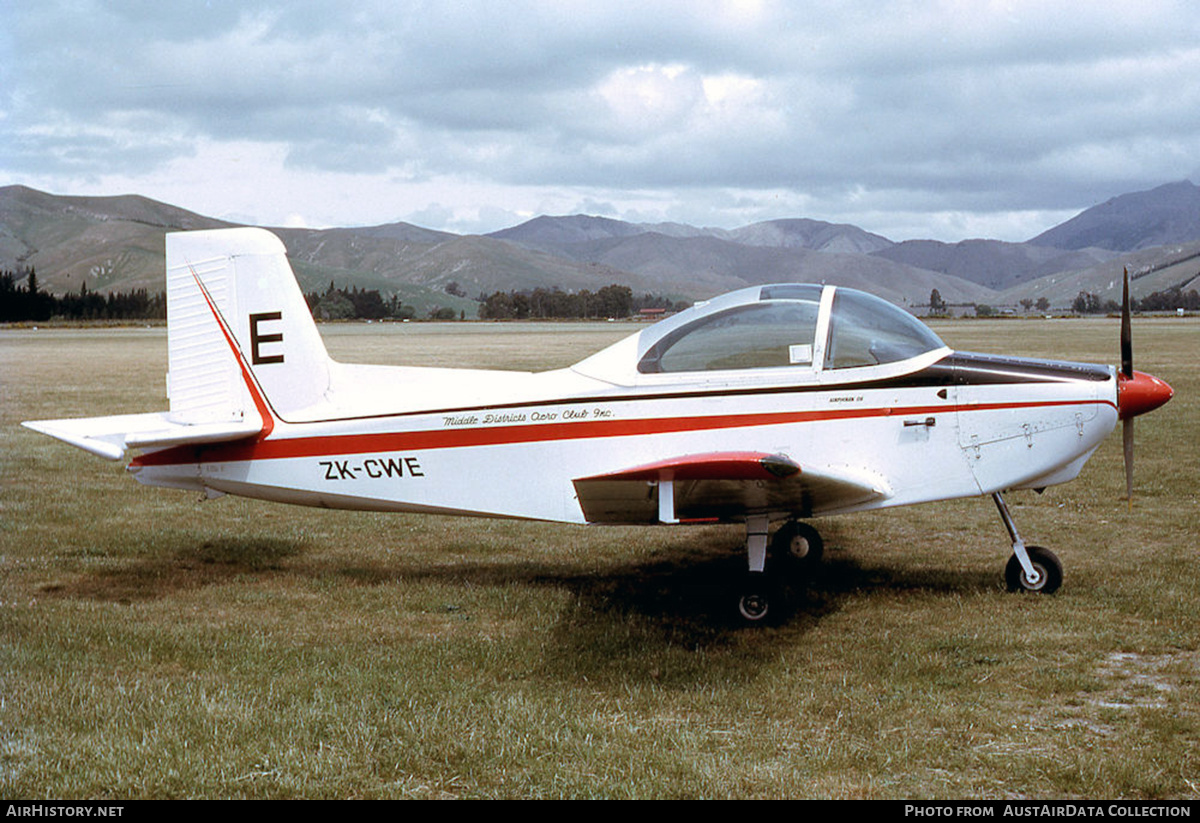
<box><xmin>770</xmin><ymin>520</ymin><xmax>824</xmax><ymax>569</ymax></box>
<box><xmin>1005</xmin><ymin>546</ymin><xmax>1062</xmax><ymax>594</ymax></box>
<box><xmin>736</xmin><ymin>573</ymin><xmax>773</xmax><ymax>624</ymax></box>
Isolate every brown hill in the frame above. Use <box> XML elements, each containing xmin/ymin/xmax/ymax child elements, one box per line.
<box><xmin>6</xmin><ymin>180</ymin><xmax>1200</xmax><ymax>313</ymax></box>
<box><xmin>0</xmin><ymin>185</ymin><xmax>232</xmax><ymax>293</ymax></box>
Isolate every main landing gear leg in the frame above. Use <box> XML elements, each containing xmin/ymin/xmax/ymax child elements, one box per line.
<box><xmin>734</xmin><ymin>516</ymin><xmax>825</xmax><ymax>625</ymax></box>
<box><xmin>735</xmin><ymin>515</ymin><xmax>773</xmax><ymax>624</ymax></box>
<box><xmin>992</xmin><ymin>492</ymin><xmax>1062</xmax><ymax>594</ymax></box>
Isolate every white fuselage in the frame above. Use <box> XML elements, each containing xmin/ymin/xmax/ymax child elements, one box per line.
<box><xmin>130</xmin><ymin>351</ymin><xmax>1119</xmax><ymax>525</ymax></box>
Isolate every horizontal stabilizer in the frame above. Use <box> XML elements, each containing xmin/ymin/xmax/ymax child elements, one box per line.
<box><xmin>574</xmin><ymin>451</ymin><xmax>889</xmax><ymax>524</ymax></box>
<box><xmin>22</xmin><ymin>412</ymin><xmax>264</xmax><ymax>462</ymax></box>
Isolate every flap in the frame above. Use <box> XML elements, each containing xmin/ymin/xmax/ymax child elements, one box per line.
<box><xmin>573</xmin><ymin>451</ymin><xmax>890</xmax><ymax>524</ymax></box>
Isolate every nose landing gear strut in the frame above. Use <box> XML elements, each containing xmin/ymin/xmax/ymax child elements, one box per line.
<box><xmin>993</xmin><ymin>491</ymin><xmax>1062</xmax><ymax>594</ymax></box>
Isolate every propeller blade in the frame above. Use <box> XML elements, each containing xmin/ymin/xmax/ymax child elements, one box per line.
<box><xmin>1120</xmin><ymin>267</ymin><xmax>1134</xmax><ymax>507</ymax></box>
<box><xmin>1114</xmin><ymin>270</ymin><xmax>1173</xmax><ymax>509</ymax></box>
<box><xmin>1123</xmin><ymin>417</ymin><xmax>1134</xmax><ymax>508</ymax></box>
<box><xmin>1120</xmin><ymin>267</ymin><xmax>1133</xmax><ymax>379</ymax></box>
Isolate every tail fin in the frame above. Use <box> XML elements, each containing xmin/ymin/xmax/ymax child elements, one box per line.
<box><xmin>24</xmin><ymin>228</ymin><xmax>331</xmax><ymax>462</ymax></box>
<box><xmin>166</xmin><ymin>228</ymin><xmax>331</xmax><ymax>425</ymax></box>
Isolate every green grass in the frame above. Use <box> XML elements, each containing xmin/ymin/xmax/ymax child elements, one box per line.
<box><xmin>2</xmin><ymin>318</ymin><xmax>1198</xmax><ymax>799</ymax></box>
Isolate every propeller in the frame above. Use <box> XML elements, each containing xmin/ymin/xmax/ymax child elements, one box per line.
<box><xmin>1116</xmin><ymin>266</ymin><xmax>1174</xmax><ymax>506</ymax></box>
<box><xmin>1121</xmin><ymin>268</ymin><xmax>1134</xmax><ymax>505</ymax></box>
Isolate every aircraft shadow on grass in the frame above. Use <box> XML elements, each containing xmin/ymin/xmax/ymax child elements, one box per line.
<box><xmin>39</xmin><ymin>530</ymin><xmax>1000</xmax><ymax>644</ymax></box>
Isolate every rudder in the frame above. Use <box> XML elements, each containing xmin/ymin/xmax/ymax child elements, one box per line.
<box><xmin>165</xmin><ymin>228</ymin><xmax>331</xmax><ymax>425</ymax></box>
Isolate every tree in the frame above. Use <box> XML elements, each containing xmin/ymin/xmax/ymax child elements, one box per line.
<box><xmin>929</xmin><ymin>288</ymin><xmax>946</xmax><ymax>315</ymax></box>
<box><xmin>1072</xmin><ymin>291</ymin><xmax>1101</xmax><ymax>314</ymax></box>
<box><xmin>346</xmin><ymin>286</ymin><xmax>387</xmax><ymax>319</ymax></box>
<box><xmin>313</xmin><ymin>290</ymin><xmax>355</xmax><ymax>319</ymax></box>
<box><xmin>479</xmin><ymin>292</ymin><xmax>513</xmax><ymax>319</ymax></box>
<box><xmin>595</xmin><ymin>284</ymin><xmax>633</xmax><ymax>318</ymax></box>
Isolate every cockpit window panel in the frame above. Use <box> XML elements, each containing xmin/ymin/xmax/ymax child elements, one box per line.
<box><xmin>823</xmin><ymin>288</ymin><xmax>946</xmax><ymax>370</ymax></box>
<box><xmin>638</xmin><ymin>299</ymin><xmax>822</xmax><ymax>374</ymax></box>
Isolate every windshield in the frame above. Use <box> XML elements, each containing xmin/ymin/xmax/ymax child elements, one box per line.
<box><xmin>824</xmin><ymin>288</ymin><xmax>945</xmax><ymax>369</ymax></box>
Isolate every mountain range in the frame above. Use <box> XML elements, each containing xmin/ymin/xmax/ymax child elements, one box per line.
<box><xmin>3</xmin><ymin>180</ymin><xmax>1200</xmax><ymax>314</ymax></box>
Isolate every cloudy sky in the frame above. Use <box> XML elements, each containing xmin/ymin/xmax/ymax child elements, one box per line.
<box><xmin>5</xmin><ymin>0</ymin><xmax>1200</xmax><ymax>241</ymax></box>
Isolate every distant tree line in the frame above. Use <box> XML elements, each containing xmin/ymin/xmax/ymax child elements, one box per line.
<box><xmin>304</xmin><ymin>282</ymin><xmax>417</xmax><ymax>320</ymax></box>
<box><xmin>0</xmin><ymin>270</ymin><xmax>686</xmax><ymax>324</ymax></box>
<box><xmin>1072</xmin><ymin>292</ymin><xmax>1118</xmax><ymax>314</ymax></box>
<box><xmin>1</xmin><ymin>268</ymin><xmax>166</xmax><ymax>322</ymax></box>
<box><xmin>0</xmin><ymin>270</ymin><xmax>420</xmax><ymax>323</ymax></box>
<box><xmin>478</xmin><ymin>285</ymin><xmax>689</xmax><ymax>320</ymax></box>
<box><xmin>930</xmin><ymin>289</ymin><xmax>1050</xmax><ymax>316</ymax></box>
<box><xmin>1073</xmin><ymin>284</ymin><xmax>1200</xmax><ymax>314</ymax></box>
<box><xmin>1130</xmin><ymin>284</ymin><xmax>1200</xmax><ymax>312</ymax></box>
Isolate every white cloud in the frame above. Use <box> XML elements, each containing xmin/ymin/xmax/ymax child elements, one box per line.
<box><xmin>4</xmin><ymin>1</ymin><xmax>1200</xmax><ymax>241</ymax></box>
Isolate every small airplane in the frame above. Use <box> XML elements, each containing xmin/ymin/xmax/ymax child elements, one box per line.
<box><xmin>24</xmin><ymin>228</ymin><xmax>1174</xmax><ymax>623</ymax></box>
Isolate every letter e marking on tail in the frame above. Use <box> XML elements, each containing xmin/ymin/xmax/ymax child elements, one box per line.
<box><xmin>249</xmin><ymin>311</ymin><xmax>285</xmax><ymax>365</ymax></box>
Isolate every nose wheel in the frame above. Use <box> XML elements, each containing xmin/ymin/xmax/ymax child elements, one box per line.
<box><xmin>993</xmin><ymin>492</ymin><xmax>1062</xmax><ymax>594</ymax></box>
<box><xmin>1005</xmin><ymin>545</ymin><xmax>1062</xmax><ymax>594</ymax></box>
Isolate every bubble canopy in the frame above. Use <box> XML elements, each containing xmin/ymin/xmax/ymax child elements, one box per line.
<box><xmin>634</xmin><ymin>284</ymin><xmax>946</xmax><ymax>374</ymax></box>
<box><xmin>572</xmin><ymin>284</ymin><xmax>950</xmax><ymax>385</ymax></box>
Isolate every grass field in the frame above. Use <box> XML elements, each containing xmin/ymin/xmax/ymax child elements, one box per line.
<box><xmin>2</xmin><ymin>317</ymin><xmax>1198</xmax><ymax>799</ymax></box>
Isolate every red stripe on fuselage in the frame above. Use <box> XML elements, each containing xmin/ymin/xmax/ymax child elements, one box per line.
<box><xmin>130</xmin><ymin>397</ymin><xmax>1114</xmax><ymax>468</ymax></box>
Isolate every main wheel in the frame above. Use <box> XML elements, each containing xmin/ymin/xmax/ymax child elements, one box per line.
<box><xmin>736</xmin><ymin>573</ymin><xmax>773</xmax><ymax>624</ymax></box>
<box><xmin>770</xmin><ymin>520</ymin><xmax>824</xmax><ymax>570</ymax></box>
<box><xmin>1005</xmin><ymin>546</ymin><xmax>1062</xmax><ymax>594</ymax></box>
